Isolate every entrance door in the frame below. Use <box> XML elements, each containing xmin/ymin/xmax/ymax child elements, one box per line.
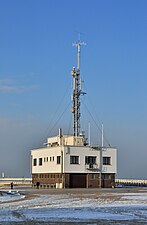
<box><xmin>70</xmin><ymin>174</ymin><xmax>86</xmax><ymax>188</ymax></box>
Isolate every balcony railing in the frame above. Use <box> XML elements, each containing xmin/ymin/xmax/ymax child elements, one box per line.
<box><xmin>85</xmin><ymin>164</ymin><xmax>100</xmax><ymax>171</ymax></box>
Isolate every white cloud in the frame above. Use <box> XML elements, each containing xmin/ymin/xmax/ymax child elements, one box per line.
<box><xmin>0</xmin><ymin>79</ymin><xmax>38</xmax><ymax>93</ymax></box>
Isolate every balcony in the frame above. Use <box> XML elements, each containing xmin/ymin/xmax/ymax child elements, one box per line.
<box><xmin>85</xmin><ymin>164</ymin><xmax>100</xmax><ymax>171</ymax></box>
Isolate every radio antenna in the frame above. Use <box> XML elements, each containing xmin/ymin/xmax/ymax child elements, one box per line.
<box><xmin>71</xmin><ymin>38</ymin><xmax>86</xmax><ymax>138</ymax></box>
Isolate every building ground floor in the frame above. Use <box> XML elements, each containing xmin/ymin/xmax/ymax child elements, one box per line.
<box><xmin>32</xmin><ymin>173</ymin><xmax>115</xmax><ymax>188</ymax></box>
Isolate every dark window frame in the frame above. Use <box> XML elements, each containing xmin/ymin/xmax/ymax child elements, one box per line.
<box><xmin>85</xmin><ymin>156</ymin><xmax>96</xmax><ymax>165</ymax></box>
<box><xmin>103</xmin><ymin>157</ymin><xmax>111</xmax><ymax>165</ymax></box>
<box><xmin>33</xmin><ymin>158</ymin><xmax>37</xmax><ymax>166</ymax></box>
<box><xmin>57</xmin><ymin>156</ymin><xmax>61</xmax><ymax>164</ymax></box>
<box><xmin>70</xmin><ymin>156</ymin><xmax>79</xmax><ymax>164</ymax></box>
<box><xmin>39</xmin><ymin>158</ymin><xmax>43</xmax><ymax>166</ymax></box>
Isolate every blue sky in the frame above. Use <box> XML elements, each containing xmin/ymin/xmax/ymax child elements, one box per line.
<box><xmin>0</xmin><ymin>0</ymin><xmax>147</xmax><ymax>178</ymax></box>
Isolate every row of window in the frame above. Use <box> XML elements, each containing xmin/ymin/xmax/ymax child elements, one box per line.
<box><xmin>33</xmin><ymin>156</ymin><xmax>61</xmax><ymax>166</ymax></box>
<box><xmin>33</xmin><ymin>173</ymin><xmax>62</xmax><ymax>179</ymax></box>
<box><xmin>71</xmin><ymin>156</ymin><xmax>111</xmax><ymax>165</ymax></box>
<box><xmin>33</xmin><ymin>156</ymin><xmax>111</xmax><ymax>166</ymax></box>
<box><xmin>44</xmin><ymin>157</ymin><xmax>55</xmax><ymax>162</ymax></box>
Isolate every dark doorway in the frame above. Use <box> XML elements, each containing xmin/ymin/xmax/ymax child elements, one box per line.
<box><xmin>70</xmin><ymin>174</ymin><xmax>86</xmax><ymax>188</ymax></box>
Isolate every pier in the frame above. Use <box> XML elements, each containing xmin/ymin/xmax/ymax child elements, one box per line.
<box><xmin>0</xmin><ymin>178</ymin><xmax>147</xmax><ymax>187</ymax></box>
<box><xmin>116</xmin><ymin>179</ymin><xmax>147</xmax><ymax>187</ymax></box>
<box><xmin>0</xmin><ymin>178</ymin><xmax>32</xmax><ymax>186</ymax></box>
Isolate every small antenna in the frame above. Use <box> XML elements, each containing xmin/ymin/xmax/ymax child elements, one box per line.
<box><xmin>72</xmin><ymin>40</ymin><xmax>86</xmax><ymax>70</ymax></box>
<box><xmin>88</xmin><ymin>122</ymin><xmax>91</xmax><ymax>146</ymax></box>
<box><xmin>78</xmin><ymin>32</ymin><xmax>81</xmax><ymax>42</ymax></box>
<box><xmin>102</xmin><ymin>123</ymin><xmax>104</xmax><ymax>147</ymax></box>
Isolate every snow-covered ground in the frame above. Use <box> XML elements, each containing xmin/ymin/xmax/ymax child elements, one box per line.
<box><xmin>0</xmin><ymin>190</ymin><xmax>25</xmax><ymax>202</ymax></box>
<box><xmin>0</xmin><ymin>188</ymin><xmax>147</xmax><ymax>224</ymax></box>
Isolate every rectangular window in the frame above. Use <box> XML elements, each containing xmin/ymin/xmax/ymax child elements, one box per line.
<box><xmin>44</xmin><ymin>157</ymin><xmax>48</xmax><ymax>162</ymax></box>
<box><xmin>57</xmin><ymin>156</ymin><xmax>61</xmax><ymax>164</ymax></box>
<box><xmin>70</xmin><ymin>156</ymin><xmax>79</xmax><ymax>164</ymax></box>
<box><xmin>50</xmin><ymin>157</ymin><xmax>52</xmax><ymax>162</ymax></box>
<box><xmin>33</xmin><ymin>158</ymin><xmax>37</xmax><ymax>166</ymax></box>
<box><xmin>85</xmin><ymin>156</ymin><xmax>96</xmax><ymax>165</ymax></box>
<box><xmin>53</xmin><ymin>156</ymin><xmax>54</xmax><ymax>161</ymax></box>
<box><xmin>39</xmin><ymin>158</ymin><xmax>43</xmax><ymax>166</ymax></box>
<box><xmin>91</xmin><ymin>174</ymin><xmax>95</xmax><ymax>180</ymax></box>
<box><xmin>103</xmin><ymin>157</ymin><xmax>111</xmax><ymax>165</ymax></box>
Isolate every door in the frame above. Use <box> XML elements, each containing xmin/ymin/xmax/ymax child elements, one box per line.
<box><xmin>70</xmin><ymin>174</ymin><xmax>86</xmax><ymax>188</ymax></box>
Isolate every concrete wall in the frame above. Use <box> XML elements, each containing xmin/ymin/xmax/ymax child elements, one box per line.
<box><xmin>31</xmin><ymin>146</ymin><xmax>117</xmax><ymax>175</ymax></box>
<box><xmin>63</xmin><ymin>146</ymin><xmax>100</xmax><ymax>173</ymax></box>
<box><xmin>102</xmin><ymin>148</ymin><xmax>117</xmax><ymax>174</ymax></box>
<box><xmin>31</xmin><ymin>146</ymin><xmax>62</xmax><ymax>174</ymax></box>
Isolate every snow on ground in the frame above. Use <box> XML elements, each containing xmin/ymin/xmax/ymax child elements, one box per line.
<box><xmin>0</xmin><ymin>190</ymin><xmax>25</xmax><ymax>202</ymax></box>
<box><xmin>0</xmin><ymin>188</ymin><xmax>147</xmax><ymax>223</ymax></box>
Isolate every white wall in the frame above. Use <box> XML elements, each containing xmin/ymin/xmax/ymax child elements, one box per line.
<box><xmin>63</xmin><ymin>146</ymin><xmax>117</xmax><ymax>174</ymax></box>
<box><xmin>31</xmin><ymin>147</ymin><xmax>62</xmax><ymax>173</ymax></box>
<box><xmin>102</xmin><ymin>148</ymin><xmax>117</xmax><ymax>174</ymax></box>
<box><xmin>31</xmin><ymin>145</ymin><xmax>117</xmax><ymax>174</ymax></box>
<box><xmin>63</xmin><ymin>146</ymin><xmax>99</xmax><ymax>173</ymax></box>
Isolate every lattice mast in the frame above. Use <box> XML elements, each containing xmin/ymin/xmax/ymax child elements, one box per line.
<box><xmin>71</xmin><ymin>39</ymin><xmax>86</xmax><ymax>137</ymax></box>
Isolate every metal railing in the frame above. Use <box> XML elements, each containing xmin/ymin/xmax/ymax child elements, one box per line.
<box><xmin>0</xmin><ymin>178</ymin><xmax>32</xmax><ymax>186</ymax></box>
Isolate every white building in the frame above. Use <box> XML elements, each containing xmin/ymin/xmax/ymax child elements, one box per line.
<box><xmin>31</xmin><ymin>132</ymin><xmax>117</xmax><ymax>188</ymax></box>
<box><xmin>31</xmin><ymin>39</ymin><xmax>117</xmax><ymax>188</ymax></box>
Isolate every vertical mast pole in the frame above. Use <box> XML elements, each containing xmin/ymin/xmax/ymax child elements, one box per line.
<box><xmin>99</xmin><ymin>123</ymin><xmax>103</xmax><ymax>188</ymax></box>
<box><xmin>88</xmin><ymin>122</ymin><xmax>91</xmax><ymax>146</ymax></box>
<box><xmin>71</xmin><ymin>38</ymin><xmax>86</xmax><ymax>140</ymax></box>
<box><xmin>102</xmin><ymin>123</ymin><xmax>104</xmax><ymax>148</ymax></box>
<box><xmin>77</xmin><ymin>42</ymin><xmax>80</xmax><ymax>70</ymax></box>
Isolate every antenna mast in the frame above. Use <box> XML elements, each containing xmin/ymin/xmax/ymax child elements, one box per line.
<box><xmin>71</xmin><ymin>37</ymin><xmax>86</xmax><ymax>137</ymax></box>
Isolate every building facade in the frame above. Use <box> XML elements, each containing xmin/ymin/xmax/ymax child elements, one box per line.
<box><xmin>31</xmin><ymin>134</ymin><xmax>117</xmax><ymax>188</ymax></box>
<box><xmin>31</xmin><ymin>39</ymin><xmax>117</xmax><ymax>188</ymax></box>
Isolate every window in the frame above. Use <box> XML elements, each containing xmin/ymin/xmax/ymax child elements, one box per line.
<box><xmin>50</xmin><ymin>157</ymin><xmax>52</xmax><ymax>162</ymax></box>
<box><xmin>33</xmin><ymin>158</ymin><xmax>37</xmax><ymax>166</ymax></box>
<box><xmin>70</xmin><ymin>156</ymin><xmax>79</xmax><ymax>164</ymax></box>
<box><xmin>39</xmin><ymin>158</ymin><xmax>43</xmax><ymax>166</ymax></box>
<box><xmin>57</xmin><ymin>156</ymin><xmax>61</xmax><ymax>164</ymax></box>
<box><xmin>103</xmin><ymin>157</ymin><xmax>111</xmax><ymax>165</ymax></box>
<box><xmin>85</xmin><ymin>156</ymin><xmax>96</xmax><ymax>165</ymax></box>
<box><xmin>57</xmin><ymin>174</ymin><xmax>62</xmax><ymax>178</ymax></box>
<box><xmin>44</xmin><ymin>157</ymin><xmax>48</xmax><ymax>162</ymax></box>
<box><xmin>102</xmin><ymin>174</ymin><xmax>111</xmax><ymax>180</ymax></box>
<box><xmin>39</xmin><ymin>174</ymin><xmax>44</xmax><ymax>178</ymax></box>
<box><xmin>53</xmin><ymin>156</ymin><xmax>54</xmax><ymax>161</ymax></box>
<box><xmin>91</xmin><ymin>174</ymin><xmax>95</xmax><ymax>180</ymax></box>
